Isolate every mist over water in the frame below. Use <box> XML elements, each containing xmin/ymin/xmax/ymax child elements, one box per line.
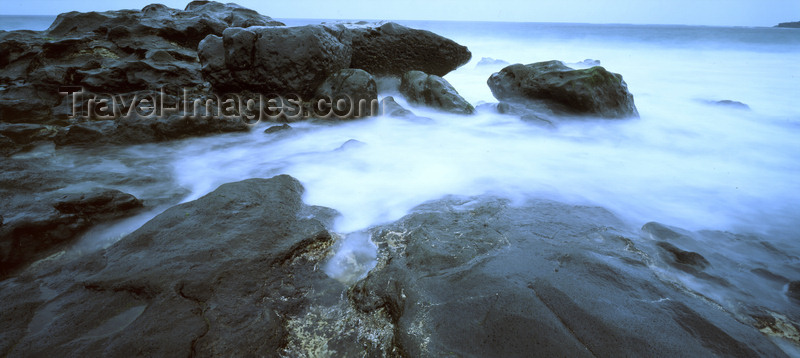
<box><xmin>8</xmin><ymin>21</ymin><xmax>798</xmax><ymax>282</ymax></box>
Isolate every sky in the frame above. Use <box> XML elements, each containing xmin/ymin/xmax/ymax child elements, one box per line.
<box><xmin>1</xmin><ymin>0</ymin><xmax>798</xmax><ymax>26</ymax></box>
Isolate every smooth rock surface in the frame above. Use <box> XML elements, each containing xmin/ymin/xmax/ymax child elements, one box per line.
<box><xmin>487</xmin><ymin>60</ymin><xmax>639</xmax><ymax>118</ymax></box>
<box><xmin>400</xmin><ymin>70</ymin><xmax>475</xmax><ymax>115</ymax></box>
<box><xmin>349</xmin><ymin>196</ymin><xmax>788</xmax><ymax>357</ymax></box>
<box><xmin>0</xmin><ymin>189</ymin><xmax>142</xmax><ymax>277</ymax></box>
<box><xmin>349</xmin><ymin>22</ymin><xmax>471</xmax><ymax>77</ymax></box>
<box><xmin>0</xmin><ymin>175</ymin><xmax>359</xmax><ymax>357</ymax></box>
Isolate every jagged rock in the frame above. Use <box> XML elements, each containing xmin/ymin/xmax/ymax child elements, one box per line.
<box><xmin>349</xmin><ymin>196</ymin><xmax>785</xmax><ymax>357</ymax></box>
<box><xmin>399</xmin><ymin>70</ymin><xmax>474</xmax><ymax>115</ymax></box>
<box><xmin>0</xmin><ymin>123</ymin><xmax>58</xmax><ymax>144</ymax></box>
<box><xmin>314</xmin><ymin>69</ymin><xmax>378</xmax><ymax>119</ymax></box>
<box><xmin>199</xmin><ymin>25</ymin><xmax>352</xmax><ymax>98</ymax></box>
<box><xmin>0</xmin><ymin>2</ymin><xmax>282</xmax><ymax>146</ymax></box>
<box><xmin>487</xmin><ymin>60</ymin><xmax>639</xmax><ymax>118</ymax></box>
<box><xmin>349</xmin><ymin>22</ymin><xmax>471</xmax><ymax>77</ymax></box>
<box><xmin>0</xmin><ymin>175</ymin><xmax>351</xmax><ymax>357</ymax></box>
<box><xmin>53</xmin><ymin>123</ymin><xmax>108</xmax><ymax>146</ymax></box>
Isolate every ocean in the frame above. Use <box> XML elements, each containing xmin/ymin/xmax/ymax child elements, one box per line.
<box><xmin>3</xmin><ymin>17</ymin><xmax>800</xmax><ymax>284</ymax></box>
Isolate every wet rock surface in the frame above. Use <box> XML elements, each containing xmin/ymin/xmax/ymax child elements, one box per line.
<box><xmin>0</xmin><ymin>175</ymin><xmax>364</xmax><ymax>357</ymax></box>
<box><xmin>349</xmin><ymin>196</ymin><xmax>794</xmax><ymax>357</ymax></box>
<box><xmin>0</xmin><ymin>189</ymin><xmax>142</xmax><ymax>277</ymax></box>
<box><xmin>488</xmin><ymin>60</ymin><xmax>639</xmax><ymax>118</ymax></box>
<box><xmin>348</xmin><ymin>22</ymin><xmax>472</xmax><ymax>77</ymax></box>
<box><xmin>1</xmin><ymin>177</ymin><xmax>798</xmax><ymax>356</ymax></box>
<box><xmin>400</xmin><ymin>70</ymin><xmax>475</xmax><ymax>115</ymax></box>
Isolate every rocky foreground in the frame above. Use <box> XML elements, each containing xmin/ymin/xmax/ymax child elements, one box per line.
<box><xmin>0</xmin><ymin>175</ymin><xmax>798</xmax><ymax>356</ymax></box>
<box><xmin>1</xmin><ymin>1</ymin><xmax>799</xmax><ymax>357</ymax></box>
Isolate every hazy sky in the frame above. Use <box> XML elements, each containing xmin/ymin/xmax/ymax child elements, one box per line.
<box><xmin>1</xmin><ymin>0</ymin><xmax>798</xmax><ymax>26</ymax></box>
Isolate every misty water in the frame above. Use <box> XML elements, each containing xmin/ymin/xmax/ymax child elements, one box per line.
<box><xmin>6</xmin><ymin>20</ymin><xmax>800</xmax><ymax>323</ymax></box>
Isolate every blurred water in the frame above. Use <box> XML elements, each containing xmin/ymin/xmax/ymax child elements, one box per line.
<box><xmin>3</xmin><ymin>18</ymin><xmax>799</xmax><ymax>285</ymax></box>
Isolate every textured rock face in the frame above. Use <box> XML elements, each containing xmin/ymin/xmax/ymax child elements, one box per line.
<box><xmin>0</xmin><ymin>1</ymin><xmax>278</xmax><ymax>150</ymax></box>
<box><xmin>0</xmin><ymin>175</ymin><xmax>352</xmax><ymax>357</ymax></box>
<box><xmin>199</xmin><ymin>25</ymin><xmax>352</xmax><ymax>98</ymax></box>
<box><xmin>314</xmin><ymin>69</ymin><xmax>379</xmax><ymax>119</ymax></box>
<box><xmin>349</xmin><ymin>22</ymin><xmax>472</xmax><ymax>77</ymax></box>
<box><xmin>487</xmin><ymin>60</ymin><xmax>639</xmax><ymax>118</ymax></box>
<box><xmin>349</xmin><ymin>196</ymin><xmax>788</xmax><ymax>357</ymax></box>
<box><xmin>399</xmin><ymin>70</ymin><xmax>475</xmax><ymax>115</ymax></box>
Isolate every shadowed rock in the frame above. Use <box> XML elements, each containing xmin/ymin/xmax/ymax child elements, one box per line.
<box><xmin>349</xmin><ymin>22</ymin><xmax>471</xmax><ymax>77</ymax></box>
<box><xmin>315</xmin><ymin>69</ymin><xmax>378</xmax><ymax>119</ymax></box>
<box><xmin>0</xmin><ymin>175</ymin><xmax>354</xmax><ymax>357</ymax></box>
<box><xmin>0</xmin><ymin>188</ymin><xmax>142</xmax><ymax>277</ymax></box>
<box><xmin>199</xmin><ymin>25</ymin><xmax>352</xmax><ymax>98</ymax></box>
<box><xmin>349</xmin><ymin>196</ymin><xmax>785</xmax><ymax>357</ymax></box>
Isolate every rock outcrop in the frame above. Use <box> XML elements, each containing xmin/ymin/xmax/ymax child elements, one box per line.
<box><xmin>349</xmin><ymin>196</ymin><xmax>790</xmax><ymax>357</ymax></box>
<box><xmin>400</xmin><ymin>70</ymin><xmax>474</xmax><ymax>115</ymax></box>
<box><xmin>0</xmin><ymin>175</ymin><xmax>361</xmax><ymax>357</ymax></box>
<box><xmin>348</xmin><ymin>22</ymin><xmax>471</xmax><ymax>77</ymax></box>
<box><xmin>0</xmin><ymin>1</ymin><xmax>281</xmax><ymax>151</ymax></box>
<box><xmin>487</xmin><ymin>60</ymin><xmax>639</xmax><ymax>118</ymax></box>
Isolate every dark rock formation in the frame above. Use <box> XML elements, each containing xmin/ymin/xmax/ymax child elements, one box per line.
<box><xmin>52</xmin><ymin>189</ymin><xmax>143</xmax><ymax>219</ymax></box>
<box><xmin>487</xmin><ymin>60</ymin><xmax>639</xmax><ymax>118</ymax></box>
<box><xmin>0</xmin><ymin>189</ymin><xmax>142</xmax><ymax>277</ymax></box>
<box><xmin>476</xmin><ymin>101</ymin><xmax>555</xmax><ymax>128</ymax></box>
<box><xmin>0</xmin><ymin>175</ymin><xmax>372</xmax><ymax>357</ymax></box>
<box><xmin>314</xmin><ymin>69</ymin><xmax>378</xmax><ymax>119</ymax></box>
<box><xmin>349</xmin><ymin>22</ymin><xmax>471</xmax><ymax>77</ymax></box>
<box><xmin>349</xmin><ymin>196</ymin><xmax>787</xmax><ymax>357</ymax></box>
<box><xmin>776</xmin><ymin>21</ymin><xmax>800</xmax><ymax>28</ymax></box>
<box><xmin>199</xmin><ymin>25</ymin><xmax>352</xmax><ymax>98</ymax></box>
<box><xmin>0</xmin><ymin>2</ymin><xmax>280</xmax><ymax>151</ymax></box>
<box><xmin>400</xmin><ymin>70</ymin><xmax>475</xmax><ymax>115</ymax></box>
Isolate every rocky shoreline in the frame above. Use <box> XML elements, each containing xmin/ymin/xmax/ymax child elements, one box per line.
<box><xmin>1</xmin><ymin>1</ymin><xmax>798</xmax><ymax>357</ymax></box>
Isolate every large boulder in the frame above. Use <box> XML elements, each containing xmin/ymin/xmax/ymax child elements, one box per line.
<box><xmin>314</xmin><ymin>69</ymin><xmax>378</xmax><ymax>119</ymax></box>
<box><xmin>399</xmin><ymin>70</ymin><xmax>474</xmax><ymax>115</ymax></box>
<box><xmin>349</xmin><ymin>196</ymin><xmax>787</xmax><ymax>356</ymax></box>
<box><xmin>487</xmin><ymin>60</ymin><xmax>639</xmax><ymax>118</ymax></box>
<box><xmin>0</xmin><ymin>175</ymin><xmax>364</xmax><ymax>356</ymax></box>
<box><xmin>199</xmin><ymin>25</ymin><xmax>352</xmax><ymax>98</ymax></box>
<box><xmin>349</xmin><ymin>22</ymin><xmax>471</xmax><ymax>77</ymax></box>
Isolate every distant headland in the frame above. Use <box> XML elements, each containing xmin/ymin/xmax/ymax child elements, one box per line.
<box><xmin>775</xmin><ymin>21</ymin><xmax>800</xmax><ymax>28</ymax></box>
